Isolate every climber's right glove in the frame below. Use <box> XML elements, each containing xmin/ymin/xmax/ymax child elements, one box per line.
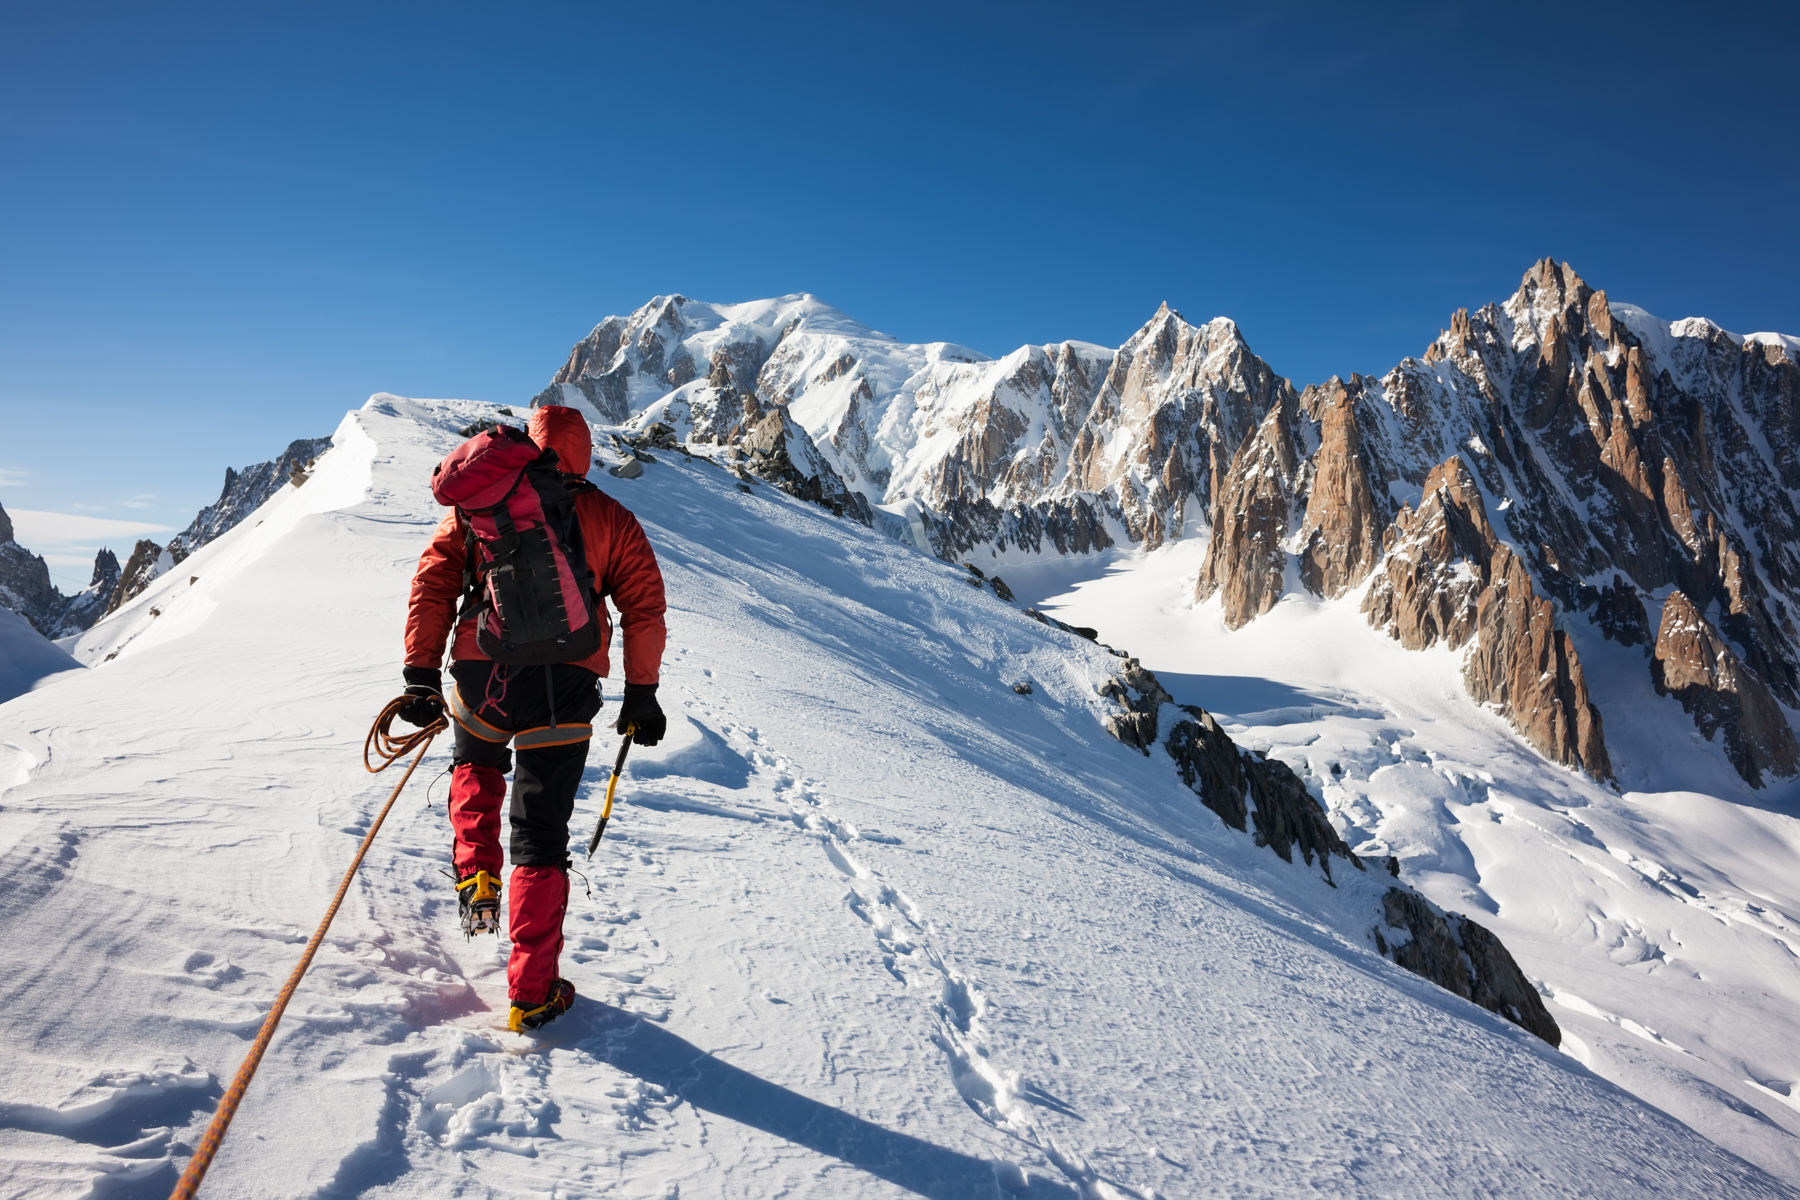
<box><xmin>397</xmin><ymin>665</ymin><xmax>446</xmax><ymax>728</ymax></box>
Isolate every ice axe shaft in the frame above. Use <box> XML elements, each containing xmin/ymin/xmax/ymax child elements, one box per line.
<box><xmin>586</xmin><ymin>725</ymin><xmax>635</xmax><ymax>858</ymax></box>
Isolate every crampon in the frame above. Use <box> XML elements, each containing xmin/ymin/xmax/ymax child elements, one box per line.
<box><xmin>509</xmin><ymin>978</ymin><xmax>576</xmax><ymax>1032</ymax></box>
<box><xmin>456</xmin><ymin>869</ymin><xmax>502</xmax><ymax>937</ymax></box>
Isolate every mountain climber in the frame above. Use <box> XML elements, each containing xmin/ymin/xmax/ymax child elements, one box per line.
<box><xmin>395</xmin><ymin>404</ymin><xmax>668</xmax><ymax>1031</ymax></box>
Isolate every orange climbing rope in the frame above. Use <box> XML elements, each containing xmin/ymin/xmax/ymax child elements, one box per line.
<box><xmin>169</xmin><ymin>696</ymin><xmax>449</xmax><ymax>1200</ymax></box>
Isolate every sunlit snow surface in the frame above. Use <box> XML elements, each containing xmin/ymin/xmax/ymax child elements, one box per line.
<box><xmin>1007</xmin><ymin>538</ymin><xmax>1800</xmax><ymax>1188</ymax></box>
<box><xmin>0</xmin><ymin>396</ymin><xmax>1794</xmax><ymax>1198</ymax></box>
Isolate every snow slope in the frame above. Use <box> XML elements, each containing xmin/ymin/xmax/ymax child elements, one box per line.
<box><xmin>0</xmin><ymin>606</ymin><xmax>82</xmax><ymax>705</ymax></box>
<box><xmin>0</xmin><ymin>396</ymin><xmax>1792</xmax><ymax>1198</ymax></box>
<box><xmin>1008</xmin><ymin>539</ymin><xmax>1800</xmax><ymax>1186</ymax></box>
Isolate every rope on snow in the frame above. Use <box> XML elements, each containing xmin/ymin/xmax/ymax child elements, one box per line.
<box><xmin>169</xmin><ymin>696</ymin><xmax>448</xmax><ymax>1200</ymax></box>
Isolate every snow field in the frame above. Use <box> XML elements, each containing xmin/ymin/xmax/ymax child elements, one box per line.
<box><xmin>1010</xmin><ymin>536</ymin><xmax>1800</xmax><ymax>1186</ymax></box>
<box><xmin>0</xmin><ymin>396</ymin><xmax>1791</xmax><ymax>1198</ymax></box>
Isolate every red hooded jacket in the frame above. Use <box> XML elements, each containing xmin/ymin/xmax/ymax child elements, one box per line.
<box><xmin>405</xmin><ymin>406</ymin><xmax>667</xmax><ymax>685</ymax></box>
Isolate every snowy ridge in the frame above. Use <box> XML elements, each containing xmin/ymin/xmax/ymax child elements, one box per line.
<box><xmin>2</xmin><ymin>395</ymin><xmax>1789</xmax><ymax>1196</ymax></box>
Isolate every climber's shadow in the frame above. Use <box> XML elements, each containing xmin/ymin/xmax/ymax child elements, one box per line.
<box><xmin>566</xmin><ymin>1002</ymin><xmax>1079</xmax><ymax>1199</ymax></box>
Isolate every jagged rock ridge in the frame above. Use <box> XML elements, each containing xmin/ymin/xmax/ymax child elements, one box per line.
<box><xmin>535</xmin><ymin>265</ymin><xmax>1800</xmax><ymax>786</ymax></box>
<box><xmin>0</xmin><ymin>438</ymin><xmax>330</xmax><ymax>634</ymax></box>
<box><xmin>0</xmin><ymin>503</ymin><xmax>120</xmax><ymax>639</ymax></box>
<box><xmin>102</xmin><ymin>436</ymin><xmax>332</xmax><ymax>617</ymax></box>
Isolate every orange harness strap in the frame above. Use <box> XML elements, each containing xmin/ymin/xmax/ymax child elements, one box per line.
<box><xmin>448</xmin><ymin>685</ymin><xmax>511</xmax><ymax>743</ymax></box>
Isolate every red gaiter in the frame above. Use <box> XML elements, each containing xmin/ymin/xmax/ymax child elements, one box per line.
<box><xmin>508</xmin><ymin>866</ymin><xmax>570</xmax><ymax>1004</ymax></box>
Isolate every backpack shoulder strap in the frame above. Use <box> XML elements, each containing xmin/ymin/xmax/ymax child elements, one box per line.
<box><xmin>454</xmin><ymin>512</ymin><xmax>486</xmax><ymax>622</ymax></box>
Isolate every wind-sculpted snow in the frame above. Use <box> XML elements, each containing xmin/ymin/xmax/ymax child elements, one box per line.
<box><xmin>0</xmin><ymin>394</ymin><xmax>1792</xmax><ymax>1197</ymax></box>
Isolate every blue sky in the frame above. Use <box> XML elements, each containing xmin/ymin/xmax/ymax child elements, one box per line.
<box><xmin>3</xmin><ymin>0</ymin><xmax>1796</xmax><ymax>588</ymax></box>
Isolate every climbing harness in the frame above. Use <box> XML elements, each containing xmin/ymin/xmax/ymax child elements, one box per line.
<box><xmin>169</xmin><ymin>696</ymin><xmax>448</xmax><ymax>1200</ymax></box>
<box><xmin>585</xmin><ymin>725</ymin><xmax>635</xmax><ymax>858</ymax></box>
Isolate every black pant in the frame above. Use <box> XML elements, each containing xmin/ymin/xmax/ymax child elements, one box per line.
<box><xmin>450</xmin><ymin>661</ymin><xmax>603</xmax><ymax>866</ymax></box>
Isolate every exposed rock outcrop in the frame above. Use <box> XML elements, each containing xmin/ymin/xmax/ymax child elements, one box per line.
<box><xmin>1297</xmin><ymin>378</ymin><xmax>1386</xmax><ymax>598</ymax></box>
<box><xmin>50</xmin><ymin>550</ymin><xmax>120</xmax><ymax>637</ymax></box>
<box><xmin>168</xmin><ymin>437</ymin><xmax>331</xmax><ymax>562</ymax></box>
<box><xmin>0</xmin><ymin>501</ymin><xmax>60</xmax><ymax>633</ymax></box>
<box><xmin>1195</xmin><ymin>397</ymin><xmax>1302</xmax><ymax>628</ymax></box>
<box><xmin>1082</xmin><ymin>645</ymin><xmax>1558</xmax><ymax>1046</ymax></box>
<box><xmin>1377</xmin><ymin>890</ymin><xmax>1561</xmax><ymax>1046</ymax></box>
<box><xmin>1590</xmin><ymin>575</ymin><xmax>1650</xmax><ymax>646</ymax></box>
<box><xmin>1363</xmin><ymin>457</ymin><xmax>1611</xmax><ymax>779</ymax></box>
<box><xmin>1099</xmin><ymin>657</ymin><xmax>1172</xmax><ymax>752</ymax></box>
<box><xmin>1652</xmin><ymin>591</ymin><xmax>1799</xmax><ymax>786</ymax></box>
<box><xmin>0</xmin><ymin>505</ymin><xmax>124</xmax><ymax>638</ymax></box>
<box><xmin>105</xmin><ymin>539</ymin><xmax>173</xmax><ymax>617</ymax></box>
<box><xmin>731</xmin><ymin>409</ymin><xmax>872</xmax><ymax>526</ymax></box>
<box><xmin>1164</xmin><ymin>705</ymin><xmax>1357</xmax><ymax>878</ymax></box>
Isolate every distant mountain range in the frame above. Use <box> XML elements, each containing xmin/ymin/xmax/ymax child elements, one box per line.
<box><xmin>533</xmin><ymin>262</ymin><xmax>1800</xmax><ymax>787</ymax></box>
<box><xmin>0</xmin><ymin>437</ymin><xmax>330</xmax><ymax>638</ymax></box>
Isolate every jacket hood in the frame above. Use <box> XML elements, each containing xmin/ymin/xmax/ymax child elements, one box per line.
<box><xmin>527</xmin><ymin>405</ymin><xmax>592</xmax><ymax>475</ymax></box>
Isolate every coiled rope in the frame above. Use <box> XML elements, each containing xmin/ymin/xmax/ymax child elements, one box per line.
<box><xmin>170</xmin><ymin>696</ymin><xmax>449</xmax><ymax>1200</ymax></box>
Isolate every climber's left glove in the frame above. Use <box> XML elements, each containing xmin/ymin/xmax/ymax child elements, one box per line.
<box><xmin>615</xmin><ymin>682</ymin><xmax>666</xmax><ymax>746</ymax></box>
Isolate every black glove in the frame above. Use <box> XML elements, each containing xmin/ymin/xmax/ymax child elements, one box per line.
<box><xmin>615</xmin><ymin>682</ymin><xmax>666</xmax><ymax>746</ymax></box>
<box><xmin>397</xmin><ymin>665</ymin><xmax>446</xmax><ymax>728</ymax></box>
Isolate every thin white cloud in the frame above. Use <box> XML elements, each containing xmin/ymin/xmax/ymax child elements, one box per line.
<box><xmin>0</xmin><ymin>468</ymin><xmax>28</xmax><ymax>487</ymax></box>
<box><xmin>7</xmin><ymin>509</ymin><xmax>176</xmax><ymax>547</ymax></box>
<box><xmin>117</xmin><ymin>497</ymin><xmax>156</xmax><ymax>510</ymax></box>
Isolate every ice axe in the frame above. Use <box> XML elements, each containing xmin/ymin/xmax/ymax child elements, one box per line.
<box><xmin>586</xmin><ymin>724</ymin><xmax>636</xmax><ymax>858</ymax></box>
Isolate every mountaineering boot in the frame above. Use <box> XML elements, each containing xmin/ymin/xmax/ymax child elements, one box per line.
<box><xmin>456</xmin><ymin>870</ymin><xmax>502</xmax><ymax>936</ymax></box>
<box><xmin>509</xmin><ymin>978</ymin><xmax>576</xmax><ymax>1032</ymax></box>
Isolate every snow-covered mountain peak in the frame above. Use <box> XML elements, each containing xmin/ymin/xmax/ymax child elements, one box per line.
<box><xmin>537</xmin><ymin>267</ymin><xmax>1800</xmax><ymax>798</ymax></box>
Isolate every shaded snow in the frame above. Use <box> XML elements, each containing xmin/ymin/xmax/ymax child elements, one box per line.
<box><xmin>0</xmin><ymin>606</ymin><xmax>82</xmax><ymax>704</ymax></box>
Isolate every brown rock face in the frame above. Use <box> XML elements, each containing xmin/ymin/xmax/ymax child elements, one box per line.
<box><xmin>1362</xmin><ymin>457</ymin><xmax>1493</xmax><ymax>651</ymax></box>
<box><xmin>730</xmin><ymin>410</ymin><xmax>872</xmax><ymax>526</ymax></box>
<box><xmin>1197</xmin><ymin>397</ymin><xmax>1301</xmax><ymax>628</ymax></box>
<box><xmin>1465</xmin><ymin>548</ymin><xmax>1612</xmax><ymax>781</ymax></box>
<box><xmin>1365</xmin><ymin>457</ymin><xmax>1612</xmax><ymax>780</ymax></box>
<box><xmin>1652</xmin><ymin>591</ymin><xmax>1799</xmax><ymax>786</ymax></box>
<box><xmin>1298</xmin><ymin>382</ymin><xmax>1384</xmax><ymax>598</ymax></box>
